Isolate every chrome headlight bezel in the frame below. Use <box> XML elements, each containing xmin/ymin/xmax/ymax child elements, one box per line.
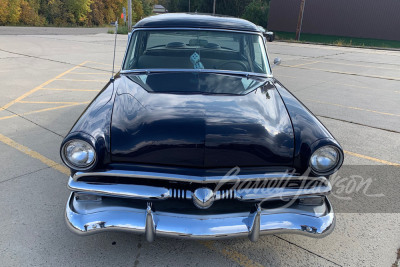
<box><xmin>61</xmin><ymin>139</ymin><xmax>97</xmax><ymax>171</ymax></box>
<box><xmin>309</xmin><ymin>145</ymin><xmax>343</xmax><ymax>176</ymax></box>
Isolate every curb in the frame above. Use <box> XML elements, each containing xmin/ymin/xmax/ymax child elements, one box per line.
<box><xmin>274</xmin><ymin>39</ymin><xmax>400</xmax><ymax>52</ymax></box>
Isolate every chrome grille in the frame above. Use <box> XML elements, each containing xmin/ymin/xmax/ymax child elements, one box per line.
<box><xmin>168</xmin><ymin>188</ymin><xmax>236</xmax><ymax>200</ymax></box>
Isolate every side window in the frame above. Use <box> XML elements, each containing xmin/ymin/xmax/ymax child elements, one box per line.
<box><xmin>124</xmin><ymin>32</ymin><xmax>138</xmax><ymax>69</ymax></box>
<box><xmin>252</xmin><ymin>36</ymin><xmax>267</xmax><ymax>73</ymax></box>
<box><xmin>253</xmin><ymin>42</ymin><xmax>264</xmax><ymax>70</ymax></box>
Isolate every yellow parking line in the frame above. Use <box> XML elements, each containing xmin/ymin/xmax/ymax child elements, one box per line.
<box><xmin>0</xmin><ymin>130</ymin><xmax>264</xmax><ymax>267</ymax></box>
<box><xmin>18</xmin><ymin>100</ymin><xmax>85</xmax><ymax>105</ymax></box>
<box><xmin>0</xmin><ymin>129</ymin><xmax>398</xmax><ymax>267</ymax></box>
<box><xmin>333</xmin><ymin>83</ymin><xmax>375</xmax><ymax>90</ymax></box>
<box><xmin>0</xmin><ymin>61</ymin><xmax>88</xmax><ymax>111</ymax></box>
<box><xmin>0</xmin><ymin>133</ymin><xmax>69</xmax><ymax>175</ymax></box>
<box><xmin>40</xmin><ymin>88</ymin><xmax>100</xmax><ymax>92</ymax></box>
<box><xmin>275</xmin><ymin>74</ymin><xmax>400</xmax><ymax>93</ymax></box>
<box><xmin>57</xmin><ymin>79</ymin><xmax>107</xmax><ymax>82</ymax></box>
<box><xmin>69</xmin><ymin>72</ymin><xmax>109</xmax><ymax>75</ymax></box>
<box><xmin>344</xmin><ymin>150</ymin><xmax>400</xmax><ymax>167</ymax></box>
<box><xmin>282</xmin><ymin>65</ymin><xmax>400</xmax><ymax>81</ymax></box>
<box><xmin>298</xmin><ymin>58</ymin><xmax>400</xmax><ymax>71</ymax></box>
<box><xmin>0</xmin><ymin>102</ymin><xmax>89</xmax><ymax>121</ymax></box>
<box><xmin>305</xmin><ymin>99</ymin><xmax>400</xmax><ymax>117</ymax></box>
<box><xmin>199</xmin><ymin>241</ymin><xmax>263</xmax><ymax>267</ymax></box>
<box><xmin>274</xmin><ymin>74</ymin><xmax>298</xmax><ymax>79</ymax></box>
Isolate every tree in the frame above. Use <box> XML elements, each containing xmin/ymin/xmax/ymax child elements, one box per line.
<box><xmin>20</xmin><ymin>0</ymin><xmax>45</xmax><ymax>25</ymax></box>
<box><xmin>242</xmin><ymin>0</ymin><xmax>269</xmax><ymax>28</ymax></box>
<box><xmin>88</xmin><ymin>0</ymin><xmax>105</xmax><ymax>25</ymax></box>
<box><xmin>40</xmin><ymin>0</ymin><xmax>65</xmax><ymax>25</ymax></box>
<box><xmin>0</xmin><ymin>0</ymin><xmax>9</xmax><ymax>25</ymax></box>
<box><xmin>159</xmin><ymin>0</ymin><xmax>253</xmax><ymax>17</ymax></box>
<box><xmin>141</xmin><ymin>0</ymin><xmax>155</xmax><ymax>17</ymax></box>
<box><xmin>64</xmin><ymin>0</ymin><xmax>92</xmax><ymax>24</ymax></box>
<box><xmin>132</xmin><ymin>0</ymin><xmax>144</xmax><ymax>22</ymax></box>
<box><xmin>7</xmin><ymin>0</ymin><xmax>22</xmax><ymax>24</ymax></box>
<box><xmin>20</xmin><ymin>0</ymin><xmax>37</xmax><ymax>25</ymax></box>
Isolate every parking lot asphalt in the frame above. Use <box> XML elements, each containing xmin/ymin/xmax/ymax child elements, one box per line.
<box><xmin>0</xmin><ymin>28</ymin><xmax>399</xmax><ymax>267</ymax></box>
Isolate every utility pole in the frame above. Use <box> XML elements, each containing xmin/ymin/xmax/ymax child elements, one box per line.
<box><xmin>189</xmin><ymin>0</ymin><xmax>190</xmax><ymax>12</ymax></box>
<box><xmin>128</xmin><ymin>0</ymin><xmax>132</xmax><ymax>32</ymax></box>
<box><xmin>295</xmin><ymin>0</ymin><xmax>306</xmax><ymax>41</ymax></box>
<box><xmin>213</xmin><ymin>0</ymin><xmax>216</xmax><ymax>15</ymax></box>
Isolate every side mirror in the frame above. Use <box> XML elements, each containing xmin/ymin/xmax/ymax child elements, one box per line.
<box><xmin>263</xmin><ymin>32</ymin><xmax>275</xmax><ymax>42</ymax></box>
<box><xmin>273</xmin><ymin>57</ymin><xmax>281</xmax><ymax>66</ymax></box>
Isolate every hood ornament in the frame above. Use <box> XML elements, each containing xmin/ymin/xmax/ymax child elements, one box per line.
<box><xmin>193</xmin><ymin>188</ymin><xmax>215</xmax><ymax>209</ymax></box>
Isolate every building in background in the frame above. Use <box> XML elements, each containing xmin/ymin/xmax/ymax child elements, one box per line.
<box><xmin>153</xmin><ymin>5</ymin><xmax>167</xmax><ymax>14</ymax></box>
<box><xmin>268</xmin><ymin>0</ymin><xmax>400</xmax><ymax>41</ymax></box>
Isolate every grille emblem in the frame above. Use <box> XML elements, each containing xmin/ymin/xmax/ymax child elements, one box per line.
<box><xmin>193</xmin><ymin>188</ymin><xmax>215</xmax><ymax>209</ymax></box>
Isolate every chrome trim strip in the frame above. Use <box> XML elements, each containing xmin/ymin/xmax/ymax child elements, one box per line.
<box><xmin>68</xmin><ymin>176</ymin><xmax>331</xmax><ymax>202</ymax></box>
<box><xmin>234</xmin><ymin>181</ymin><xmax>331</xmax><ymax>201</ymax></box>
<box><xmin>65</xmin><ymin>193</ymin><xmax>335</xmax><ymax>240</ymax></box>
<box><xmin>72</xmin><ymin>170</ymin><xmax>302</xmax><ymax>183</ymax></box>
<box><xmin>132</xmin><ymin>27</ymin><xmax>263</xmax><ymax>34</ymax></box>
<box><xmin>120</xmin><ymin>68</ymin><xmax>270</xmax><ymax>79</ymax></box>
<box><xmin>68</xmin><ymin>177</ymin><xmax>170</xmax><ymax>200</ymax></box>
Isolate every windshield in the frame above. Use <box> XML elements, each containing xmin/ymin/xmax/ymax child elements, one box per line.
<box><xmin>123</xmin><ymin>30</ymin><xmax>270</xmax><ymax>74</ymax></box>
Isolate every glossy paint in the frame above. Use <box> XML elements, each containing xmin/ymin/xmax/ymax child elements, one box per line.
<box><xmin>111</xmin><ymin>74</ymin><xmax>294</xmax><ymax>168</ymax></box>
<box><xmin>60</xmin><ymin>15</ymin><xmax>342</xmax><ymax>174</ymax></box>
<box><xmin>274</xmin><ymin>80</ymin><xmax>343</xmax><ymax>173</ymax></box>
<box><xmin>61</xmin><ymin>77</ymin><xmax>120</xmax><ymax>170</ymax></box>
<box><xmin>134</xmin><ymin>13</ymin><xmax>261</xmax><ymax>32</ymax></box>
<box><xmin>61</xmin><ymin>72</ymin><xmax>343</xmax><ymax>174</ymax></box>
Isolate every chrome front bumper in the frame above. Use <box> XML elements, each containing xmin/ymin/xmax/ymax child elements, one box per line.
<box><xmin>65</xmin><ymin>193</ymin><xmax>335</xmax><ymax>242</ymax></box>
<box><xmin>66</xmin><ymin>170</ymin><xmax>335</xmax><ymax>241</ymax></box>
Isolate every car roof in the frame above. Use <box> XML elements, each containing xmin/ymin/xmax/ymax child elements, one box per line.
<box><xmin>133</xmin><ymin>13</ymin><xmax>261</xmax><ymax>33</ymax></box>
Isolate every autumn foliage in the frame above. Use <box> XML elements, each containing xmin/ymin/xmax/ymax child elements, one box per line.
<box><xmin>0</xmin><ymin>0</ymin><xmax>156</xmax><ymax>26</ymax></box>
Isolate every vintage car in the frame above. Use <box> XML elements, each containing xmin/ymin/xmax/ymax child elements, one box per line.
<box><xmin>61</xmin><ymin>13</ymin><xmax>343</xmax><ymax>242</ymax></box>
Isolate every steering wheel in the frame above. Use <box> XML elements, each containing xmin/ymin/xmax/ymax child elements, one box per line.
<box><xmin>217</xmin><ymin>61</ymin><xmax>248</xmax><ymax>72</ymax></box>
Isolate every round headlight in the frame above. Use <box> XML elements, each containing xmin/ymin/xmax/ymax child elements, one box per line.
<box><xmin>309</xmin><ymin>146</ymin><xmax>341</xmax><ymax>175</ymax></box>
<box><xmin>62</xmin><ymin>140</ymin><xmax>96</xmax><ymax>170</ymax></box>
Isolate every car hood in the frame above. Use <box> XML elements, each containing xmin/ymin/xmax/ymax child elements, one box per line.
<box><xmin>110</xmin><ymin>73</ymin><xmax>294</xmax><ymax>168</ymax></box>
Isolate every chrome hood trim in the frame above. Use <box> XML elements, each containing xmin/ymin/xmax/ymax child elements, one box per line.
<box><xmin>72</xmin><ymin>170</ymin><xmax>301</xmax><ymax>183</ymax></box>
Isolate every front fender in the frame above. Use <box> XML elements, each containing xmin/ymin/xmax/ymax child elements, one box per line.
<box><xmin>60</xmin><ymin>76</ymin><xmax>120</xmax><ymax>171</ymax></box>
<box><xmin>273</xmin><ymin>80</ymin><xmax>343</xmax><ymax>174</ymax></box>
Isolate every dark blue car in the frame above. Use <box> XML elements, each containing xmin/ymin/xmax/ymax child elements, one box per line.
<box><xmin>61</xmin><ymin>13</ymin><xmax>343</xmax><ymax>242</ymax></box>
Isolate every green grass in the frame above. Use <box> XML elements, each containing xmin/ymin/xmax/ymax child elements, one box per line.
<box><xmin>275</xmin><ymin>31</ymin><xmax>400</xmax><ymax>49</ymax></box>
<box><xmin>107</xmin><ymin>25</ymin><xmax>129</xmax><ymax>35</ymax></box>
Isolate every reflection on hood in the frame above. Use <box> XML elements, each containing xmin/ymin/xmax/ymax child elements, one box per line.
<box><xmin>126</xmin><ymin>72</ymin><xmax>267</xmax><ymax>95</ymax></box>
<box><xmin>111</xmin><ymin>75</ymin><xmax>295</xmax><ymax>168</ymax></box>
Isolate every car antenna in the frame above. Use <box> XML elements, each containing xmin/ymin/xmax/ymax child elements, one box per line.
<box><xmin>110</xmin><ymin>20</ymin><xmax>118</xmax><ymax>82</ymax></box>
